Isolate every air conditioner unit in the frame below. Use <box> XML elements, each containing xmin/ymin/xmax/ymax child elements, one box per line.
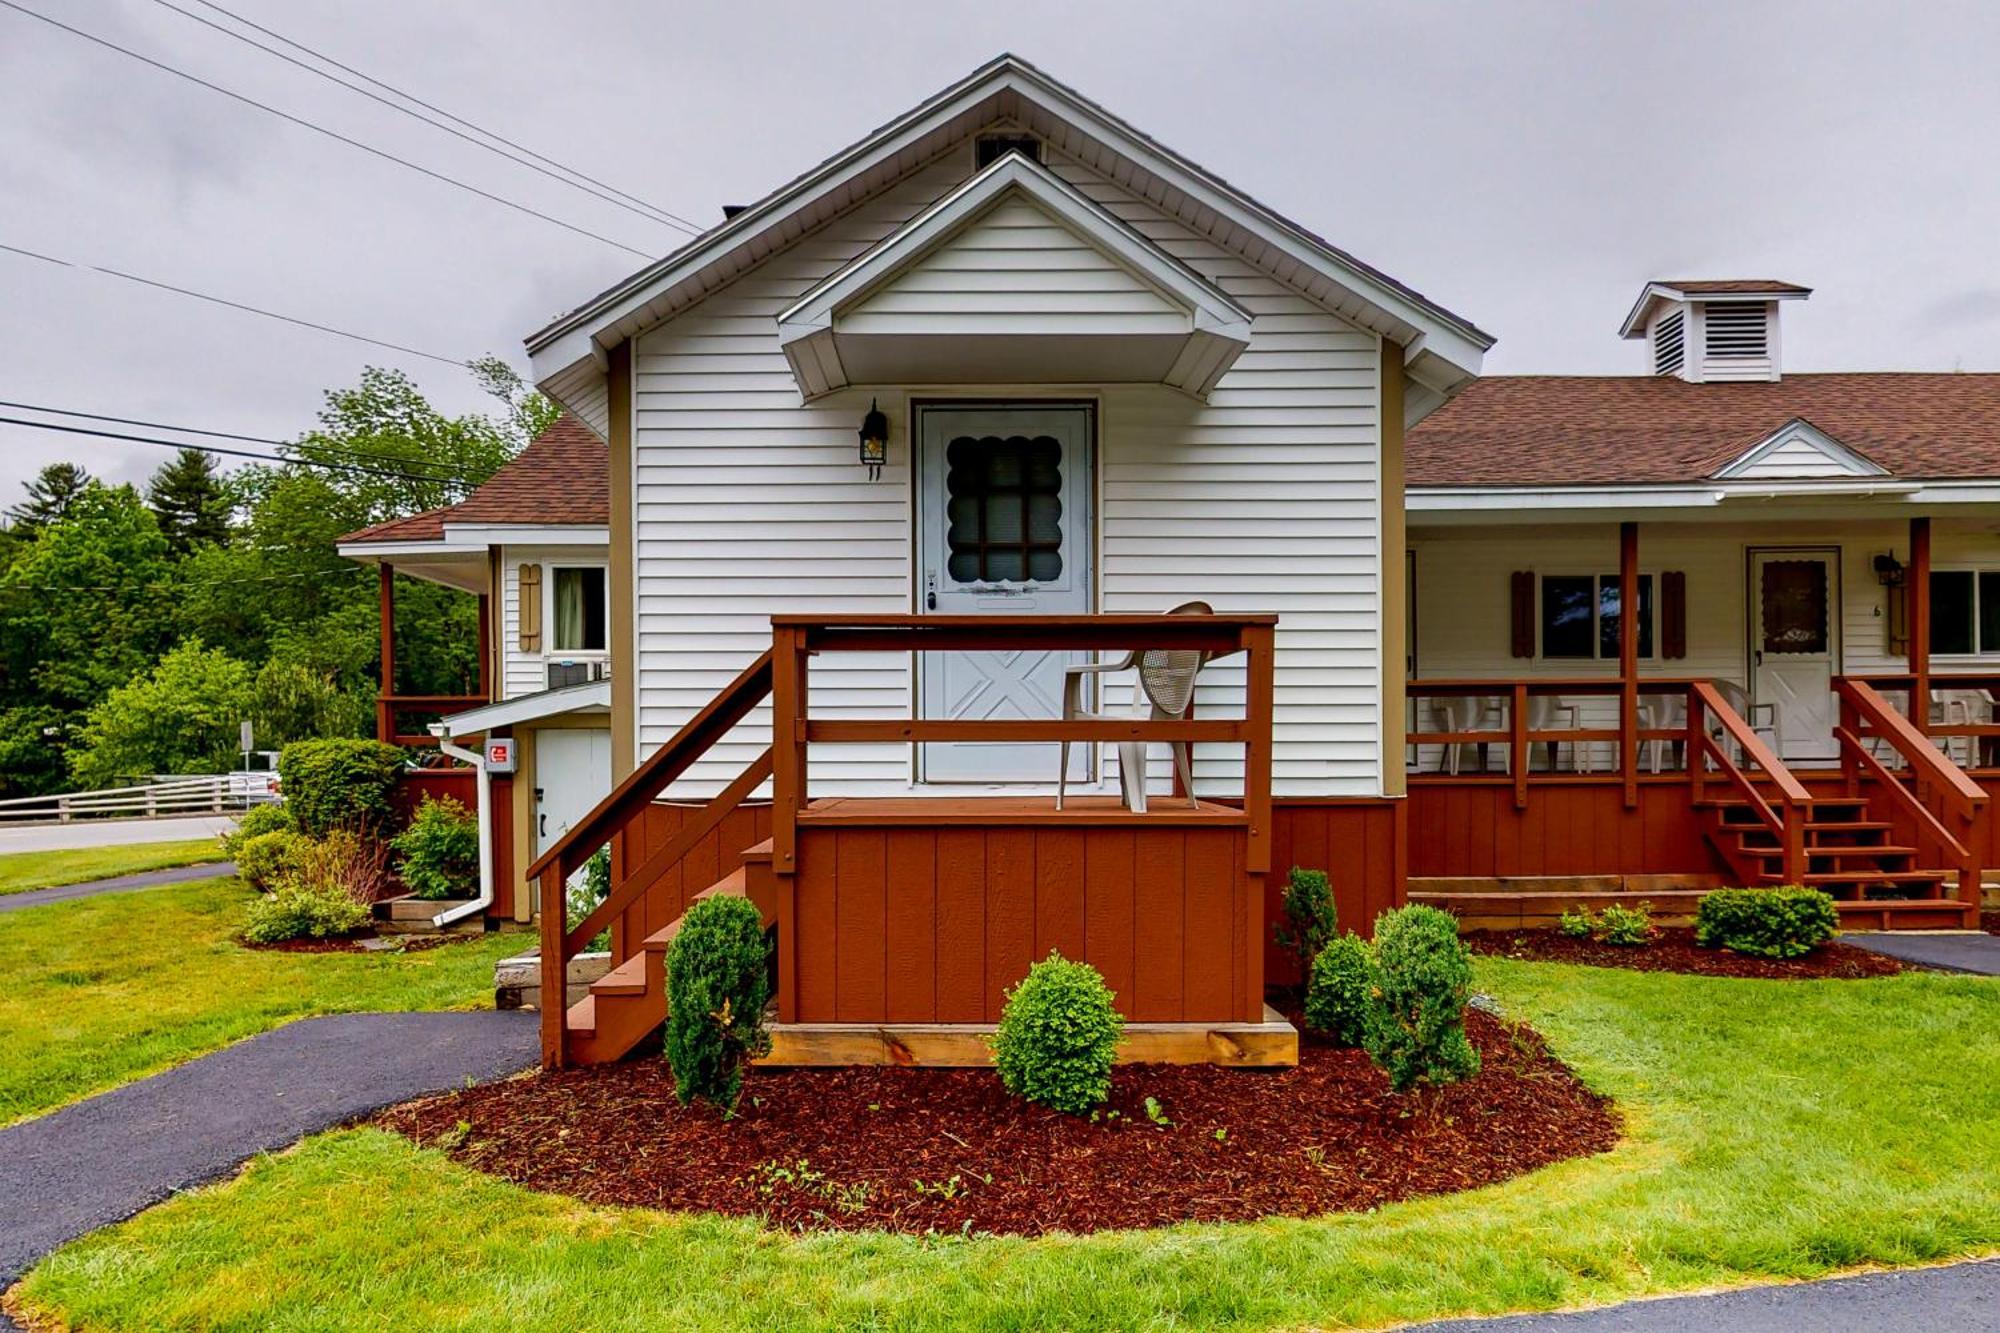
<box><xmin>547</xmin><ymin>660</ymin><xmax>608</xmax><ymax>689</ymax></box>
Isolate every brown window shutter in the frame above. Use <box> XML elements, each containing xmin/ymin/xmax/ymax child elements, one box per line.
<box><xmin>518</xmin><ymin>563</ymin><xmax>542</xmax><ymax>653</ymax></box>
<box><xmin>1661</xmin><ymin>570</ymin><xmax>1687</xmax><ymax>660</ymax></box>
<box><xmin>1510</xmin><ymin>571</ymin><xmax>1536</xmax><ymax>658</ymax></box>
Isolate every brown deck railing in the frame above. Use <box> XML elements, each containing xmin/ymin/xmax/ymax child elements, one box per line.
<box><xmin>375</xmin><ymin>693</ymin><xmax>488</xmax><ymax>748</ymax></box>
<box><xmin>1834</xmin><ymin>676</ymin><xmax>1986</xmax><ymax>903</ymax></box>
<box><xmin>1687</xmin><ymin>681</ymin><xmax>1810</xmax><ymax>884</ymax></box>
<box><xmin>1840</xmin><ymin>671</ymin><xmax>2000</xmax><ymax>770</ymax></box>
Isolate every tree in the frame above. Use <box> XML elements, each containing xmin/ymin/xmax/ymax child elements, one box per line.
<box><xmin>68</xmin><ymin>640</ymin><xmax>255</xmax><ymax>787</ymax></box>
<box><xmin>8</xmin><ymin>462</ymin><xmax>92</xmax><ymax>536</ymax></box>
<box><xmin>285</xmin><ymin>367</ymin><xmax>521</xmax><ymax>523</ymax></box>
<box><xmin>147</xmin><ymin>448</ymin><xmax>233</xmax><ymax>553</ymax></box>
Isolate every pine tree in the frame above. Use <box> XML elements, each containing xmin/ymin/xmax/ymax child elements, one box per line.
<box><xmin>7</xmin><ymin>462</ymin><xmax>91</xmax><ymax>536</ymax></box>
<box><xmin>147</xmin><ymin>449</ymin><xmax>232</xmax><ymax>553</ymax></box>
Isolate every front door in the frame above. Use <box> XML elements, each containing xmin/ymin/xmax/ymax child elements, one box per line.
<box><xmin>1749</xmin><ymin>549</ymin><xmax>1840</xmax><ymax>761</ymax></box>
<box><xmin>916</xmin><ymin>403</ymin><xmax>1093</xmax><ymax>784</ymax></box>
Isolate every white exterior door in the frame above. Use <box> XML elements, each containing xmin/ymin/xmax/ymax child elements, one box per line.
<box><xmin>916</xmin><ymin>404</ymin><xmax>1093</xmax><ymax>784</ymax></box>
<box><xmin>1749</xmin><ymin>549</ymin><xmax>1840</xmax><ymax>761</ymax></box>
<box><xmin>534</xmin><ymin>727</ymin><xmax>613</xmax><ymax>857</ymax></box>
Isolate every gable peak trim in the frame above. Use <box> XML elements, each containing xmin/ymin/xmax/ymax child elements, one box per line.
<box><xmin>1710</xmin><ymin>417</ymin><xmax>1889</xmax><ymax>480</ymax></box>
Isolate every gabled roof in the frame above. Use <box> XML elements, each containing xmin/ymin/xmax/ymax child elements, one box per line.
<box><xmin>1619</xmin><ymin>279</ymin><xmax>1812</xmax><ymax>338</ymax></box>
<box><xmin>527</xmin><ymin>54</ymin><xmax>1491</xmax><ymax>430</ymax></box>
<box><xmin>338</xmin><ymin>413</ymin><xmax>608</xmax><ymax>546</ymax></box>
<box><xmin>1710</xmin><ymin>417</ymin><xmax>1886</xmax><ymax>480</ymax></box>
<box><xmin>1406</xmin><ymin>372</ymin><xmax>2000</xmax><ymax>487</ymax></box>
<box><xmin>776</xmin><ymin>151</ymin><xmax>1253</xmax><ymax>398</ymax></box>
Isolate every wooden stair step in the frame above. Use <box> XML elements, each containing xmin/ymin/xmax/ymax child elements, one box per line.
<box><xmin>590</xmin><ymin>953</ymin><xmax>650</xmax><ymax>998</ymax></box>
<box><xmin>565</xmin><ymin>994</ymin><xmax>596</xmax><ymax>1037</ymax></box>
<box><xmin>1781</xmin><ymin>870</ymin><xmax>1952</xmax><ymax>886</ymax></box>
<box><xmin>641</xmin><ymin>866</ymin><xmax>750</xmax><ymax>953</ymax></box>
<box><xmin>1754</xmin><ymin>844</ymin><xmax>1917</xmax><ymax>861</ymax></box>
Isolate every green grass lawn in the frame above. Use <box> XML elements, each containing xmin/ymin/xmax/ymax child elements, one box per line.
<box><xmin>0</xmin><ymin>875</ymin><xmax>519</xmax><ymax>1126</ymax></box>
<box><xmin>0</xmin><ymin>837</ymin><xmax>229</xmax><ymax>895</ymax></box>
<box><xmin>13</xmin><ymin>961</ymin><xmax>1997</xmax><ymax>1331</ymax></box>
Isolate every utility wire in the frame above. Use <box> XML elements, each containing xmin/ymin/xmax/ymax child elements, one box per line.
<box><xmin>153</xmin><ymin>0</ymin><xmax>703</xmax><ymax>238</ymax></box>
<box><xmin>0</xmin><ymin>0</ymin><xmax>654</xmax><ymax>259</ymax></box>
<box><xmin>0</xmin><ymin>415</ymin><xmax>486</xmax><ymax>487</ymax></box>
<box><xmin>0</xmin><ymin>400</ymin><xmax>495</xmax><ymax>487</ymax></box>
<box><xmin>1</xmin><ymin>241</ymin><xmax>469</xmax><ymax>367</ymax></box>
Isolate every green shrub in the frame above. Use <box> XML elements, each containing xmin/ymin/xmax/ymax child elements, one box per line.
<box><xmin>242</xmin><ymin>878</ymin><xmax>371</xmax><ymax>943</ymax></box>
<box><xmin>664</xmin><ymin>895</ymin><xmax>772</xmax><ymax>1110</ymax></box>
<box><xmin>1597</xmin><ymin>900</ymin><xmax>1657</xmax><ymax>947</ymax></box>
<box><xmin>566</xmin><ymin>847</ymin><xmax>612</xmax><ymax>953</ymax></box>
<box><xmin>234</xmin><ymin>829</ymin><xmax>298</xmax><ymax>891</ymax></box>
<box><xmin>1303</xmin><ymin>932</ymin><xmax>1376</xmax><ymax>1046</ymax></box>
<box><xmin>992</xmin><ymin>952</ymin><xmax>1125</xmax><ymax>1114</ymax></box>
<box><xmin>1695</xmin><ymin>887</ymin><xmax>1839</xmax><ymax>959</ymax></box>
<box><xmin>225</xmin><ymin>802</ymin><xmax>293</xmax><ymax>856</ymax></box>
<box><xmin>1558</xmin><ymin>906</ymin><xmax>1596</xmax><ymax>939</ymax></box>
<box><xmin>390</xmin><ymin>795</ymin><xmax>479</xmax><ymax>901</ymax></box>
<box><xmin>1363</xmin><ymin>904</ymin><xmax>1480</xmax><ymax>1093</ymax></box>
<box><xmin>277</xmin><ymin>738</ymin><xmax>406</xmax><ymax>837</ymax></box>
<box><xmin>1274</xmin><ymin>865</ymin><xmax>1336</xmax><ymax>984</ymax></box>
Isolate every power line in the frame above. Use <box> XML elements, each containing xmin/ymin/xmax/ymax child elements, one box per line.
<box><xmin>153</xmin><ymin>0</ymin><xmax>703</xmax><ymax>238</ymax></box>
<box><xmin>0</xmin><ymin>0</ymin><xmax>654</xmax><ymax>259</ymax></box>
<box><xmin>0</xmin><ymin>401</ymin><xmax>493</xmax><ymax>487</ymax></box>
<box><xmin>1</xmin><ymin>240</ymin><xmax>469</xmax><ymax>367</ymax></box>
<box><xmin>0</xmin><ymin>415</ymin><xmax>483</xmax><ymax>487</ymax></box>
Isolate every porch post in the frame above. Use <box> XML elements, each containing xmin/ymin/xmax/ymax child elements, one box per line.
<box><xmin>1619</xmin><ymin>521</ymin><xmax>1639</xmax><ymax>807</ymax></box>
<box><xmin>1909</xmin><ymin>516</ymin><xmax>1932</xmax><ymax>736</ymax></box>
<box><xmin>376</xmin><ymin>563</ymin><xmax>396</xmax><ymax>743</ymax></box>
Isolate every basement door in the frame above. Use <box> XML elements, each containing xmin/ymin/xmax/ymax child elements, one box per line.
<box><xmin>535</xmin><ymin>728</ymin><xmax>613</xmax><ymax>858</ymax></box>
<box><xmin>916</xmin><ymin>403</ymin><xmax>1094</xmax><ymax>784</ymax></box>
<box><xmin>1749</xmin><ymin>548</ymin><xmax>1841</xmax><ymax>761</ymax></box>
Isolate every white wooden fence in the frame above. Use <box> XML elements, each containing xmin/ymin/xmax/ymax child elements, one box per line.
<box><xmin>0</xmin><ymin>773</ymin><xmax>280</xmax><ymax>824</ymax></box>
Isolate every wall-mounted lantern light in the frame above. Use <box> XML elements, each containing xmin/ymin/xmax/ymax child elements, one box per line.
<box><xmin>857</xmin><ymin>398</ymin><xmax>888</xmax><ymax>479</ymax></box>
<box><xmin>1873</xmin><ymin>552</ymin><xmax>1905</xmax><ymax>588</ymax></box>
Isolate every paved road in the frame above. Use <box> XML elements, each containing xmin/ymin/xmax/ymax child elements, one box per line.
<box><xmin>0</xmin><ymin>861</ymin><xmax>238</xmax><ymax>915</ymax></box>
<box><xmin>1844</xmin><ymin>931</ymin><xmax>2000</xmax><ymax>975</ymax></box>
<box><xmin>0</xmin><ymin>1010</ymin><xmax>537</xmax><ymax>1296</ymax></box>
<box><xmin>0</xmin><ymin>813</ymin><xmax>238</xmax><ymax>853</ymax></box>
<box><xmin>1409</xmin><ymin>1257</ymin><xmax>2000</xmax><ymax>1330</ymax></box>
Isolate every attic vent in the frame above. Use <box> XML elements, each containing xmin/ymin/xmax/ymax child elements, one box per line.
<box><xmin>1653</xmin><ymin>309</ymin><xmax>1685</xmax><ymax>376</ymax></box>
<box><xmin>975</xmin><ymin>134</ymin><xmax>1042</xmax><ymax>168</ymax></box>
<box><xmin>1704</xmin><ymin>303</ymin><xmax>1768</xmax><ymax>359</ymax></box>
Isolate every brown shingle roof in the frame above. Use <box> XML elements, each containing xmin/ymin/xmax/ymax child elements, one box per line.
<box><xmin>339</xmin><ymin>414</ymin><xmax>608</xmax><ymax>544</ymax></box>
<box><xmin>1407</xmin><ymin>372</ymin><xmax>2000</xmax><ymax>487</ymax></box>
<box><xmin>1656</xmin><ymin>279</ymin><xmax>1812</xmax><ymax>296</ymax></box>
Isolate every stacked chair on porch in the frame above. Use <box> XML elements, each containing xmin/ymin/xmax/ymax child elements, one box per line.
<box><xmin>1057</xmin><ymin>601</ymin><xmax>1215</xmax><ymax>812</ymax></box>
<box><xmin>1712</xmin><ymin>680</ymin><xmax>1780</xmax><ymax>762</ymax></box>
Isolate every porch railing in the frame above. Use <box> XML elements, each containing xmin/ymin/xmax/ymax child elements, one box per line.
<box><xmin>1688</xmin><ymin>681</ymin><xmax>1810</xmax><ymax>884</ymax></box>
<box><xmin>1835</xmin><ymin>677</ymin><xmax>1986</xmax><ymax>902</ymax></box>
<box><xmin>376</xmin><ymin>692</ymin><xmax>489</xmax><ymax>748</ymax></box>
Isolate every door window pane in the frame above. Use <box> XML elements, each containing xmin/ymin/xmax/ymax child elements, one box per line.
<box><xmin>945</xmin><ymin>434</ymin><xmax>1064</xmax><ymax>583</ymax></box>
<box><xmin>1597</xmin><ymin>574</ymin><xmax>1654</xmax><ymax>659</ymax></box>
<box><xmin>553</xmin><ymin>567</ymin><xmax>607</xmax><ymax>652</ymax></box>
<box><xmin>1760</xmin><ymin>560</ymin><xmax>1829</xmax><ymax>655</ymax></box>
<box><xmin>1931</xmin><ymin>571</ymin><xmax>1975</xmax><ymax>655</ymax></box>
<box><xmin>1541</xmin><ymin>576</ymin><xmax>1594</xmax><ymax>658</ymax></box>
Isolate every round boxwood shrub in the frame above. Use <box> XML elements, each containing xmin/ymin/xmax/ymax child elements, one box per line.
<box><xmin>992</xmin><ymin>952</ymin><xmax>1125</xmax><ymax>1114</ymax></box>
<box><xmin>1694</xmin><ymin>887</ymin><xmax>1839</xmax><ymax>959</ymax></box>
<box><xmin>1362</xmin><ymin>904</ymin><xmax>1480</xmax><ymax>1093</ymax></box>
<box><xmin>664</xmin><ymin>895</ymin><xmax>772</xmax><ymax>1110</ymax></box>
<box><xmin>225</xmin><ymin>801</ymin><xmax>293</xmax><ymax>857</ymax></box>
<box><xmin>234</xmin><ymin>828</ymin><xmax>298</xmax><ymax>891</ymax></box>
<box><xmin>390</xmin><ymin>794</ymin><xmax>479</xmax><ymax>900</ymax></box>
<box><xmin>1304</xmin><ymin>931</ymin><xmax>1376</xmax><ymax>1047</ymax></box>
<box><xmin>1274</xmin><ymin>865</ymin><xmax>1336</xmax><ymax>986</ymax></box>
<box><xmin>278</xmin><ymin>738</ymin><xmax>406</xmax><ymax>837</ymax></box>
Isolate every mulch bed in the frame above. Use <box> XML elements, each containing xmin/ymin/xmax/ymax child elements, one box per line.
<box><xmin>376</xmin><ymin>1009</ymin><xmax>1618</xmax><ymax>1236</ymax></box>
<box><xmin>237</xmin><ymin>931</ymin><xmax>475</xmax><ymax>955</ymax></box>
<box><xmin>1982</xmin><ymin>909</ymin><xmax>1999</xmax><ymax>936</ymax></box>
<box><xmin>1465</xmin><ymin>926</ymin><xmax>1901</xmax><ymax>979</ymax></box>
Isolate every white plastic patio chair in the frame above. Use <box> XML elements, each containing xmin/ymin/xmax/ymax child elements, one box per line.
<box><xmin>1430</xmin><ymin>694</ymin><xmax>1501</xmax><ymax>775</ymax></box>
<box><xmin>1712</xmin><ymin>680</ymin><xmax>1780</xmax><ymax>761</ymax></box>
<box><xmin>1637</xmin><ymin>693</ymin><xmax>1686</xmax><ymax>774</ymax></box>
<box><xmin>1527</xmin><ymin>693</ymin><xmax>1587</xmax><ymax>773</ymax></box>
<box><xmin>1934</xmin><ymin>688</ymin><xmax>1988</xmax><ymax>768</ymax></box>
<box><xmin>1056</xmin><ymin>601</ymin><xmax>1215</xmax><ymax>812</ymax></box>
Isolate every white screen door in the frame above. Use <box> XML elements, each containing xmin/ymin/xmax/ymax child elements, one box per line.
<box><xmin>1749</xmin><ymin>549</ymin><xmax>1840</xmax><ymax>761</ymax></box>
<box><xmin>917</xmin><ymin>404</ymin><xmax>1093</xmax><ymax>784</ymax></box>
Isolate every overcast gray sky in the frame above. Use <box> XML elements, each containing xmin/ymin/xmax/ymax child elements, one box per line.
<box><xmin>3</xmin><ymin>0</ymin><xmax>1997</xmax><ymax>498</ymax></box>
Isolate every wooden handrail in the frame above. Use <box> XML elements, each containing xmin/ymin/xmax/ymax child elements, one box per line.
<box><xmin>1691</xmin><ymin>682</ymin><xmax>1812</xmax><ymax>807</ymax></box>
<box><xmin>1836</xmin><ymin>725</ymin><xmax>1971</xmax><ymax>862</ymax></box>
<box><xmin>1835</xmin><ymin>679</ymin><xmax>1985</xmax><ymax>816</ymax></box>
<box><xmin>1689</xmin><ymin>681</ymin><xmax>1807</xmax><ymax>883</ymax></box>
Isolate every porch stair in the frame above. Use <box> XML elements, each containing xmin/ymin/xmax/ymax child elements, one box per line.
<box><xmin>563</xmin><ymin>842</ymin><xmax>778</xmax><ymax>1065</ymax></box>
<box><xmin>1702</xmin><ymin>795</ymin><xmax>1970</xmax><ymax>930</ymax></box>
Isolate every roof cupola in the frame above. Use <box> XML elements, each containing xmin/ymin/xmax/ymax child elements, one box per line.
<box><xmin>1619</xmin><ymin>279</ymin><xmax>1811</xmax><ymax>383</ymax></box>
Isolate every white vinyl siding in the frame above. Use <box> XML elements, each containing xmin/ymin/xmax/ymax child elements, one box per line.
<box><xmin>1728</xmin><ymin>434</ymin><xmax>1864</xmax><ymax>479</ymax></box>
<box><xmin>839</xmin><ymin>196</ymin><xmax>1187</xmax><ymax>336</ymax></box>
<box><xmin>631</xmin><ymin>146</ymin><xmax>1387</xmax><ymax>798</ymax></box>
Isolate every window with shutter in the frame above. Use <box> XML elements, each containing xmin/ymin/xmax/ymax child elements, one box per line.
<box><xmin>518</xmin><ymin>563</ymin><xmax>542</xmax><ymax>653</ymax></box>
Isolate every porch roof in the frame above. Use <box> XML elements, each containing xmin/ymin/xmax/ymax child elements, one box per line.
<box><xmin>1408</xmin><ymin>372</ymin><xmax>2000</xmax><ymax>491</ymax></box>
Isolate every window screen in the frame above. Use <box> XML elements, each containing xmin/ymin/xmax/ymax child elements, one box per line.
<box><xmin>553</xmin><ymin>567</ymin><xmax>607</xmax><ymax>652</ymax></box>
<box><xmin>945</xmin><ymin>434</ymin><xmax>1064</xmax><ymax>583</ymax></box>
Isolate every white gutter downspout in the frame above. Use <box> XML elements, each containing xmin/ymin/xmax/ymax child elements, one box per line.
<box><xmin>428</xmin><ymin>725</ymin><xmax>493</xmax><ymax>930</ymax></box>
